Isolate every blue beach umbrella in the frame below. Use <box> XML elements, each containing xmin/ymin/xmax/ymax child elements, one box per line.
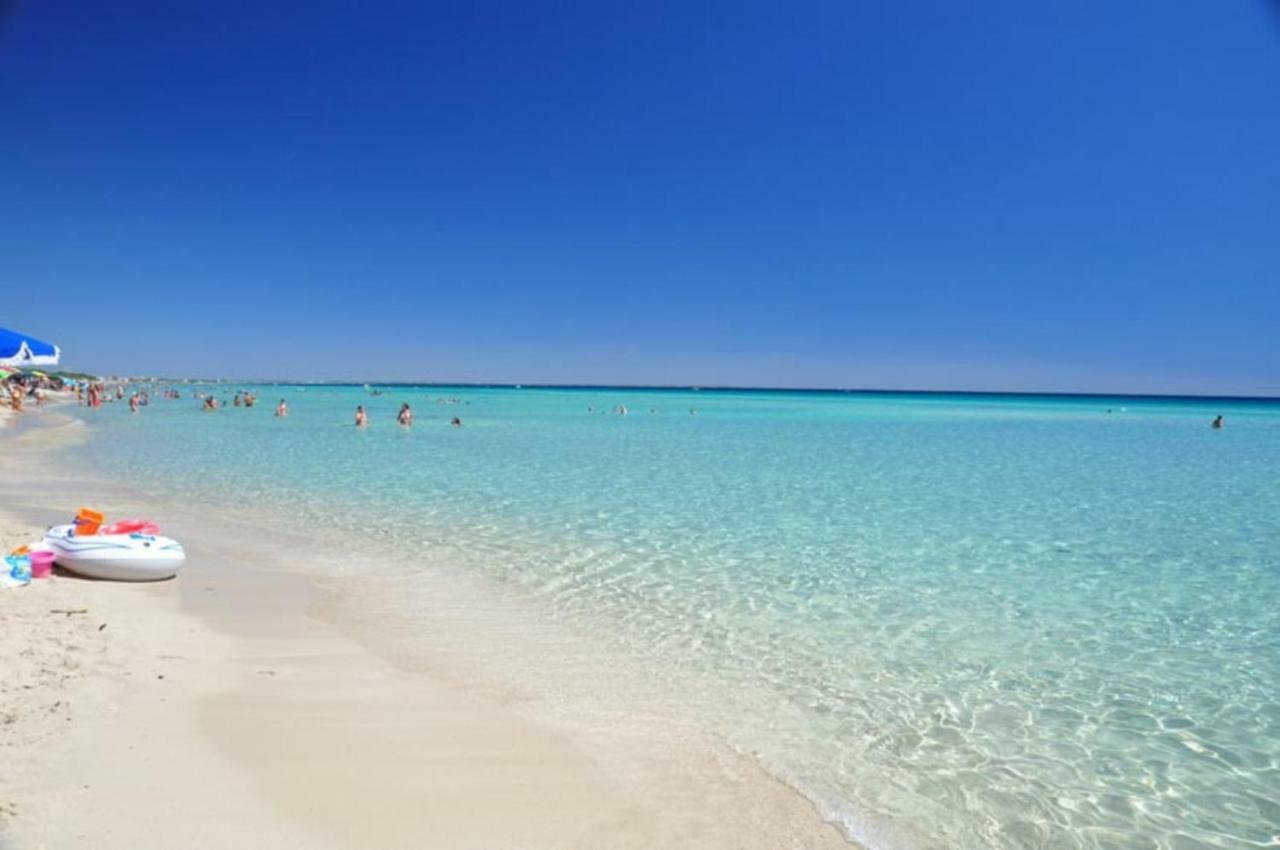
<box><xmin>0</xmin><ymin>326</ymin><xmax>61</xmax><ymax>367</ymax></box>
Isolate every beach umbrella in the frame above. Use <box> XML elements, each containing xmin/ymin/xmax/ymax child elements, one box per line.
<box><xmin>0</xmin><ymin>327</ymin><xmax>61</xmax><ymax>367</ymax></box>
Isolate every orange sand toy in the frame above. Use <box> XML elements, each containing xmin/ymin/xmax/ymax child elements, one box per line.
<box><xmin>73</xmin><ymin>508</ymin><xmax>104</xmax><ymax>536</ymax></box>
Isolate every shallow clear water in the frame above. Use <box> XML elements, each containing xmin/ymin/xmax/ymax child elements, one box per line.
<box><xmin>74</xmin><ymin>386</ymin><xmax>1280</xmax><ymax>849</ymax></box>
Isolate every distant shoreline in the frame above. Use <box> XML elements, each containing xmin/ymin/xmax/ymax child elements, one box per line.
<box><xmin>99</xmin><ymin>380</ymin><xmax>1280</xmax><ymax>404</ymax></box>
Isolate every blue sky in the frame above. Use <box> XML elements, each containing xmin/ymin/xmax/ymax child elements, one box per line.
<box><xmin>3</xmin><ymin>1</ymin><xmax>1278</xmax><ymax>393</ymax></box>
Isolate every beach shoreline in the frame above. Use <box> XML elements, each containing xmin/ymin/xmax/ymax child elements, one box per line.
<box><xmin>0</xmin><ymin>408</ymin><xmax>856</xmax><ymax>849</ymax></box>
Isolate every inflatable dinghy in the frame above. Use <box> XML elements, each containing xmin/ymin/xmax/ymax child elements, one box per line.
<box><xmin>43</xmin><ymin>523</ymin><xmax>185</xmax><ymax>582</ymax></box>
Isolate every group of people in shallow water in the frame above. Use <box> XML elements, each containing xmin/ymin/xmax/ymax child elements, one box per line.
<box><xmin>195</xmin><ymin>393</ymin><xmax>459</xmax><ymax>429</ymax></box>
<box><xmin>586</xmin><ymin>404</ymin><xmax>699</xmax><ymax>416</ymax></box>
<box><xmin>353</xmin><ymin>404</ymin><xmax>445</xmax><ymax>427</ymax></box>
<box><xmin>89</xmin><ymin>387</ymin><xmax>1239</xmax><ymax>433</ymax></box>
<box><xmin>377</xmin><ymin>403</ymin><xmax>460</xmax><ymax>428</ymax></box>
<box><xmin>74</xmin><ymin>381</ymin><xmax>144</xmax><ymax>410</ymax></box>
<box><xmin>127</xmin><ymin>390</ymin><xmax>150</xmax><ymax>414</ymax></box>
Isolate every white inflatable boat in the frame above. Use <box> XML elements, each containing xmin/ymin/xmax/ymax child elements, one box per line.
<box><xmin>43</xmin><ymin>524</ymin><xmax>186</xmax><ymax>582</ymax></box>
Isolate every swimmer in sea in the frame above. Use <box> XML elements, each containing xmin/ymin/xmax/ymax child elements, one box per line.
<box><xmin>451</xmin><ymin>416</ymin><xmax>462</xmax><ymax>427</ymax></box>
<box><xmin>355</xmin><ymin>405</ymin><xmax>368</xmax><ymax>428</ymax></box>
<box><xmin>1211</xmin><ymin>415</ymin><xmax>1223</xmax><ymax>430</ymax></box>
<box><xmin>397</xmin><ymin>403</ymin><xmax>413</xmax><ymax>427</ymax></box>
<box><xmin>275</xmin><ymin>399</ymin><xmax>288</xmax><ymax>417</ymax></box>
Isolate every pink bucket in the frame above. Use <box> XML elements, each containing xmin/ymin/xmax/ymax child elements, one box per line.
<box><xmin>29</xmin><ymin>550</ymin><xmax>55</xmax><ymax>579</ymax></box>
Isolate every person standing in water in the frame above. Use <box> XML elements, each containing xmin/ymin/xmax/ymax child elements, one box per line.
<box><xmin>129</xmin><ymin>393</ymin><xmax>139</xmax><ymax>415</ymax></box>
<box><xmin>397</xmin><ymin>403</ymin><xmax>413</xmax><ymax>427</ymax></box>
<box><xmin>355</xmin><ymin>405</ymin><xmax>368</xmax><ymax>428</ymax></box>
<box><xmin>1211</xmin><ymin>415</ymin><xmax>1223</xmax><ymax>430</ymax></box>
<box><xmin>275</xmin><ymin>398</ymin><xmax>288</xmax><ymax>417</ymax></box>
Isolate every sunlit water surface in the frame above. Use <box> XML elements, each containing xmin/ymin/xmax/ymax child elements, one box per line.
<box><xmin>70</xmin><ymin>386</ymin><xmax>1280</xmax><ymax>850</ymax></box>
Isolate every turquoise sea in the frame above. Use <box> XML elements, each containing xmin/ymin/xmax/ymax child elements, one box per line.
<box><xmin>67</xmin><ymin>386</ymin><xmax>1280</xmax><ymax>849</ymax></box>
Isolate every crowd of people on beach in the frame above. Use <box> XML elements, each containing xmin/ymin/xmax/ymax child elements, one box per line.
<box><xmin>1</xmin><ymin>371</ymin><xmax>69</xmax><ymax>412</ymax></box>
<box><xmin>5</xmin><ymin>382</ymin><xmax>42</xmax><ymax>412</ymax></box>
<box><xmin>0</xmin><ymin>374</ymin><xmax>191</xmax><ymax>415</ymax></box>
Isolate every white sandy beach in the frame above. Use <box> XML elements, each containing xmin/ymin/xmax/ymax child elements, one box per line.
<box><xmin>0</xmin><ymin>409</ymin><xmax>855</xmax><ymax>850</ymax></box>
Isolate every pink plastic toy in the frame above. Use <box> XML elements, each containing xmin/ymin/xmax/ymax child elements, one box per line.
<box><xmin>29</xmin><ymin>550</ymin><xmax>55</xmax><ymax>579</ymax></box>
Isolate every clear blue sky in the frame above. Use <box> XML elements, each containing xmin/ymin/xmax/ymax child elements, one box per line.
<box><xmin>3</xmin><ymin>1</ymin><xmax>1278</xmax><ymax>394</ymax></box>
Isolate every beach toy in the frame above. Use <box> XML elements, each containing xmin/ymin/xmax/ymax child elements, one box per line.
<box><xmin>99</xmin><ymin>518</ymin><xmax>161</xmax><ymax>536</ymax></box>
<box><xmin>28</xmin><ymin>550</ymin><xmax>54</xmax><ymax>579</ymax></box>
<box><xmin>73</xmin><ymin>507</ymin><xmax>104</xmax><ymax>537</ymax></box>
<box><xmin>43</xmin><ymin>524</ymin><xmax>185</xmax><ymax>582</ymax></box>
<box><xmin>5</xmin><ymin>554</ymin><xmax>31</xmax><ymax>583</ymax></box>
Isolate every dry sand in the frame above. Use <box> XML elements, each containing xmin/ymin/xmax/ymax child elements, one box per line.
<box><xmin>0</xmin><ymin>410</ymin><xmax>856</xmax><ymax>850</ymax></box>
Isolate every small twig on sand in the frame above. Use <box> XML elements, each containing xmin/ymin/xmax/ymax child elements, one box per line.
<box><xmin>50</xmin><ymin>608</ymin><xmax>88</xmax><ymax>616</ymax></box>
